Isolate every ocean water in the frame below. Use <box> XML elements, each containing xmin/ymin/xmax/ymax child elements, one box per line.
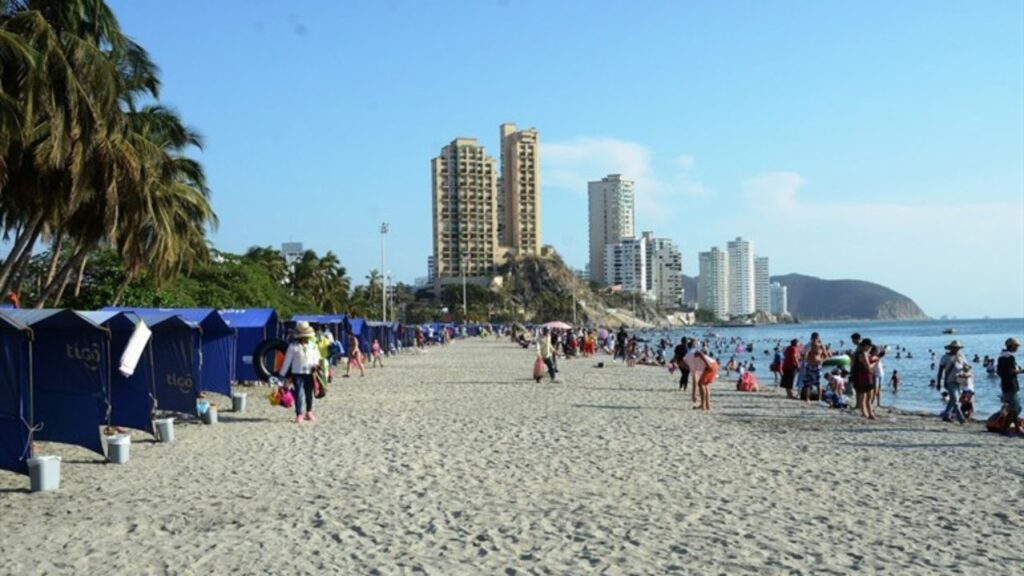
<box><xmin>642</xmin><ymin>318</ymin><xmax>1024</xmax><ymax>419</ymax></box>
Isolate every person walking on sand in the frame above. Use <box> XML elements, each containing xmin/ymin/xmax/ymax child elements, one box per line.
<box><xmin>851</xmin><ymin>338</ymin><xmax>879</xmax><ymax>420</ymax></box>
<box><xmin>371</xmin><ymin>338</ymin><xmax>385</xmax><ymax>368</ymax></box>
<box><xmin>936</xmin><ymin>340</ymin><xmax>968</xmax><ymax>424</ymax></box>
<box><xmin>537</xmin><ymin>327</ymin><xmax>558</xmax><ymax>382</ymax></box>
<box><xmin>345</xmin><ymin>333</ymin><xmax>365</xmax><ymax>377</ymax></box>
<box><xmin>996</xmin><ymin>337</ymin><xmax>1023</xmax><ymax>435</ymax></box>
<box><xmin>672</xmin><ymin>337</ymin><xmax>691</xmax><ymax>391</ymax></box>
<box><xmin>276</xmin><ymin>321</ymin><xmax>322</xmax><ymax>423</ymax></box>
<box><xmin>780</xmin><ymin>338</ymin><xmax>801</xmax><ymax>399</ymax></box>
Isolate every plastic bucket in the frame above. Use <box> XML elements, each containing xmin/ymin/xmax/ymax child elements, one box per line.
<box><xmin>232</xmin><ymin>393</ymin><xmax>247</xmax><ymax>413</ymax></box>
<box><xmin>154</xmin><ymin>418</ymin><xmax>175</xmax><ymax>443</ymax></box>
<box><xmin>106</xmin><ymin>434</ymin><xmax>131</xmax><ymax>464</ymax></box>
<box><xmin>202</xmin><ymin>406</ymin><xmax>218</xmax><ymax>425</ymax></box>
<box><xmin>28</xmin><ymin>456</ymin><xmax>61</xmax><ymax>492</ymax></box>
<box><xmin>196</xmin><ymin>399</ymin><xmax>210</xmax><ymax>416</ymax></box>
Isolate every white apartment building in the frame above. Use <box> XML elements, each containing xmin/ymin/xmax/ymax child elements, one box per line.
<box><xmin>698</xmin><ymin>247</ymin><xmax>729</xmax><ymax>320</ymax></box>
<box><xmin>754</xmin><ymin>255</ymin><xmax>770</xmax><ymax>313</ymax></box>
<box><xmin>605</xmin><ymin>237</ymin><xmax>647</xmax><ymax>294</ymax></box>
<box><xmin>281</xmin><ymin>242</ymin><xmax>304</xmax><ymax>266</ymax></box>
<box><xmin>588</xmin><ymin>174</ymin><xmax>635</xmax><ymax>285</ymax></box>
<box><xmin>643</xmin><ymin>231</ymin><xmax>683</xmax><ymax>309</ymax></box>
<box><xmin>770</xmin><ymin>282</ymin><xmax>789</xmax><ymax>316</ymax></box>
<box><xmin>727</xmin><ymin>237</ymin><xmax>755</xmax><ymax>317</ymax></box>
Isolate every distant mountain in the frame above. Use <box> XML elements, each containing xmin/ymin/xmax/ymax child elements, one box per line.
<box><xmin>681</xmin><ymin>273</ymin><xmax>928</xmax><ymax>320</ymax></box>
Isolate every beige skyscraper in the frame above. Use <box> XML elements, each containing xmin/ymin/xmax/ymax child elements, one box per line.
<box><xmin>431</xmin><ymin>138</ymin><xmax>500</xmax><ymax>280</ymax></box>
<box><xmin>499</xmin><ymin>123</ymin><xmax>541</xmax><ymax>256</ymax></box>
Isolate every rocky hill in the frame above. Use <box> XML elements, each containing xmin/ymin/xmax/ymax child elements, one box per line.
<box><xmin>771</xmin><ymin>273</ymin><xmax>928</xmax><ymax>320</ymax></box>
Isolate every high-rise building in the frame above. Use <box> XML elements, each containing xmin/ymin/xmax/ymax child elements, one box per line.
<box><xmin>754</xmin><ymin>255</ymin><xmax>770</xmax><ymax>313</ymax></box>
<box><xmin>643</xmin><ymin>231</ymin><xmax>683</xmax><ymax>309</ymax></box>
<box><xmin>605</xmin><ymin>237</ymin><xmax>647</xmax><ymax>294</ymax></box>
<box><xmin>427</xmin><ymin>256</ymin><xmax>436</xmax><ymax>281</ymax></box>
<box><xmin>431</xmin><ymin>138</ymin><xmax>500</xmax><ymax>280</ymax></box>
<box><xmin>281</xmin><ymin>242</ymin><xmax>304</xmax><ymax>265</ymax></box>
<box><xmin>587</xmin><ymin>174</ymin><xmax>635</xmax><ymax>285</ymax></box>
<box><xmin>727</xmin><ymin>237</ymin><xmax>755</xmax><ymax>317</ymax></box>
<box><xmin>770</xmin><ymin>282</ymin><xmax>788</xmax><ymax>316</ymax></box>
<box><xmin>698</xmin><ymin>247</ymin><xmax>729</xmax><ymax>320</ymax></box>
<box><xmin>499</xmin><ymin>123</ymin><xmax>541</xmax><ymax>256</ymax></box>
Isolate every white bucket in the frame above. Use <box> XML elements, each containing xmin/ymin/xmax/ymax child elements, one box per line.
<box><xmin>28</xmin><ymin>456</ymin><xmax>61</xmax><ymax>492</ymax></box>
<box><xmin>231</xmin><ymin>393</ymin><xmax>247</xmax><ymax>413</ymax></box>
<box><xmin>106</xmin><ymin>434</ymin><xmax>131</xmax><ymax>464</ymax></box>
<box><xmin>202</xmin><ymin>406</ymin><xmax>218</xmax><ymax>425</ymax></box>
<box><xmin>154</xmin><ymin>418</ymin><xmax>175</xmax><ymax>442</ymax></box>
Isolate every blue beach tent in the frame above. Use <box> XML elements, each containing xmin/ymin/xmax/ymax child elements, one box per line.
<box><xmin>291</xmin><ymin>314</ymin><xmax>346</xmax><ymax>340</ymax></box>
<box><xmin>80</xmin><ymin>311</ymin><xmax>156</xmax><ymax>434</ymax></box>
<box><xmin>134</xmin><ymin>312</ymin><xmax>202</xmax><ymax>416</ymax></box>
<box><xmin>106</xmin><ymin>308</ymin><xmax>235</xmax><ymax>399</ymax></box>
<box><xmin>2</xmin><ymin>309</ymin><xmax>110</xmax><ymax>457</ymax></box>
<box><xmin>0</xmin><ymin>312</ymin><xmax>31</xmax><ymax>475</ymax></box>
<box><xmin>347</xmin><ymin>318</ymin><xmax>370</xmax><ymax>354</ymax></box>
<box><xmin>219</xmin><ymin>308</ymin><xmax>280</xmax><ymax>382</ymax></box>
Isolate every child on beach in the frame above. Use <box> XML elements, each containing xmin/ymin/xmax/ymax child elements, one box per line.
<box><xmin>345</xmin><ymin>334</ymin><xmax>365</xmax><ymax>377</ymax></box>
<box><xmin>958</xmin><ymin>365</ymin><xmax>975</xmax><ymax>420</ymax></box>
<box><xmin>890</xmin><ymin>370</ymin><xmax>900</xmax><ymax>394</ymax></box>
<box><xmin>371</xmin><ymin>338</ymin><xmax>384</xmax><ymax>368</ymax></box>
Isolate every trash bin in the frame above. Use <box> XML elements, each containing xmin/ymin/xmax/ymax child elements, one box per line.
<box><xmin>202</xmin><ymin>405</ymin><xmax>218</xmax><ymax>425</ymax></box>
<box><xmin>154</xmin><ymin>418</ymin><xmax>175</xmax><ymax>442</ymax></box>
<box><xmin>106</xmin><ymin>434</ymin><xmax>131</xmax><ymax>464</ymax></box>
<box><xmin>28</xmin><ymin>456</ymin><xmax>61</xmax><ymax>492</ymax></box>
<box><xmin>231</xmin><ymin>393</ymin><xmax>247</xmax><ymax>413</ymax></box>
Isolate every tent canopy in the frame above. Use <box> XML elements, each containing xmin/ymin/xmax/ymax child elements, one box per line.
<box><xmin>220</xmin><ymin>308</ymin><xmax>279</xmax><ymax>381</ymax></box>
<box><xmin>0</xmin><ymin>313</ymin><xmax>31</xmax><ymax>475</ymax></box>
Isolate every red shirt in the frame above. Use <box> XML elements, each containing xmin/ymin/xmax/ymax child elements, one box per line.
<box><xmin>783</xmin><ymin>345</ymin><xmax>802</xmax><ymax>370</ymax></box>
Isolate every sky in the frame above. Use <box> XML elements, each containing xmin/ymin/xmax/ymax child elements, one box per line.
<box><xmin>106</xmin><ymin>0</ymin><xmax>1024</xmax><ymax>319</ymax></box>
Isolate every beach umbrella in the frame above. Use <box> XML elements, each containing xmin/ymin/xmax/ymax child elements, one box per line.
<box><xmin>544</xmin><ymin>321</ymin><xmax>572</xmax><ymax>330</ymax></box>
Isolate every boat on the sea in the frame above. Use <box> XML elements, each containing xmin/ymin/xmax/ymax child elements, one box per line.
<box><xmin>942</xmin><ymin>328</ymin><xmax>956</xmax><ymax>334</ymax></box>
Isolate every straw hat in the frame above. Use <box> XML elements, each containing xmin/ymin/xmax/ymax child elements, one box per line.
<box><xmin>293</xmin><ymin>321</ymin><xmax>315</xmax><ymax>339</ymax></box>
<box><xmin>944</xmin><ymin>340</ymin><xmax>964</xmax><ymax>350</ymax></box>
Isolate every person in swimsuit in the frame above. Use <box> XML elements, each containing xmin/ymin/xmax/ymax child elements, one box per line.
<box><xmin>801</xmin><ymin>332</ymin><xmax>829</xmax><ymax>402</ymax></box>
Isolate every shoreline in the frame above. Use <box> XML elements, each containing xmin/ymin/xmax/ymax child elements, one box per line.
<box><xmin>1</xmin><ymin>338</ymin><xmax>1019</xmax><ymax>574</ymax></box>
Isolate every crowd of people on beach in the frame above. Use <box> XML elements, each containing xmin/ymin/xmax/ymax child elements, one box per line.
<box><xmin>514</xmin><ymin>323</ymin><xmax>1023</xmax><ymax>435</ymax></box>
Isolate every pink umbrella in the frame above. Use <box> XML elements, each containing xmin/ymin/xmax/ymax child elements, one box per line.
<box><xmin>543</xmin><ymin>321</ymin><xmax>572</xmax><ymax>330</ymax></box>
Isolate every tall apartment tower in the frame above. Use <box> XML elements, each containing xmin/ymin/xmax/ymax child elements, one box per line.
<box><xmin>754</xmin><ymin>256</ymin><xmax>770</xmax><ymax>313</ymax></box>
<box><xmin>431</xmin><ymin>138</ymin><xmax>500</xmax><ymax>280</ymax></box>
<box><xmin>643</xmin><ymin>231</ymin><xmax>683</xmax><ymax>309</ymax></box>
<box><xmin>770</xmin><ymin>282</ymin><xmax>788</xmax><ymax>316</ymax></box>
<box><xmin>727</xmin><ymin>237</ymin><xmax>755</xmax><ymax>316</ymax></box>
<box><xmin>604</xmin><ymin>236</ymin><xmax>647</xmax><ymax>294</ymax></box>
<box><xmin>587</xmin><ymin>174</ymin><xmax>635</xmax><ymax>285</ymax></box>
<box><xmin>698</xmin><ymin>247</ymin><xmax>729</xmax><ymax>320</ymax></box>
<box><xmin>499</xmin><ymin>123</ymin><xmax>541</xmax><ymax>256</ymax></box>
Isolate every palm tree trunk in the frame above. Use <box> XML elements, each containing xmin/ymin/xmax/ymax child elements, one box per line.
<box><xmin>111</xmin><ymin>269</ymin><xmax>136</xmax><ymax>305</ymax></box>
<box><xmin>35</xmin><ymin>247</ymin><xmax>89</xmax><ymax>308</ymax></box>
<box><xmin>73</xmin><ymin>254</ymin><xmax>89</xmax><ymax>298</ymax></box>
<box><xmin>0</xmin><ymin>214</ymin><xmax>45</xmax><ymax>294</ymax></box>
<box><xmin>45</xmin><ymin>232</ymin><xmax>65</xmax><ymax>285</ymax></box>
<box><xmin>51</xmin><ymin>262</ymin><xmax>76</xmax><ymax>307</ymax></box>
<box><xmin>8</xmin><ymin>242</ymin><xmax>37</xmax><ymax>296</ymax></box>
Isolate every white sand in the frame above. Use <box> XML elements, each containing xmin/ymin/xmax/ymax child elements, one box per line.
<box><xmin>1</xmin><ymin>339</ymin><xmax>1021</xmax><ymax>575</ymax></box>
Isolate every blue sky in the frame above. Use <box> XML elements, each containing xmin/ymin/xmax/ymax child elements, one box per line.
<box><xmin>108</xmin><ymin>0</ymin><xmax>1023</xmax><ymax>318</ymax></box>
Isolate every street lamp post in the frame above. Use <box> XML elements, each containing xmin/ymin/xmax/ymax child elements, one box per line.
<box><xmin>380</xmin><ymin>223</ymin><xmax>389</xmax><ymax>322</ymax></box>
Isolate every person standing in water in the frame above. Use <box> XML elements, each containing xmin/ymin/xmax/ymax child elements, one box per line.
<box><xmin>997</xmin><ymin>337</ymin><xmax>1022</xmax><ymax>434</ymax></box>
<box><xmin>936</xmin><ymin>340</ymin><xmax>967</xmax><ymax>424</ymax></box>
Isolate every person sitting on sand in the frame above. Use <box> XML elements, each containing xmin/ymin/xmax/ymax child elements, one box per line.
<box><xmin>345</xmin><ymin>334</ymin><xmax>365</xmax><ymax>378</ymax></box>
<box><xmin>736</xmin><ymin>371</ymin><xmax>759</xmax><ymax>393</ymax></box>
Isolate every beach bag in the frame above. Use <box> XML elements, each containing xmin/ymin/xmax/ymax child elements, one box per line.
<box><xmin>279</xmin><ymin>388</ymin><xmax>295</xmax><ymax>409</ymax></box>
<box><xmin>313</xmin><ymin>372</ymin><xmax>327</xmax><ymax>399</ymax></box>
<box><xmin>533</xmin><ymin>356</ymin><xmax>545</xmax><ymax>381</ymax></box>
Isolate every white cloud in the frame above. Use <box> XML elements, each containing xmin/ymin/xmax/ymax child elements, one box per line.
<box><xmin>542</xmin><ymin>137</ymin><xmax>712</xmax><ymax>225</ymax></box>
<box><xmin>727</xmin><ymin>171</ymin><xmax>1024</xmax><ymax>318</ymax></box>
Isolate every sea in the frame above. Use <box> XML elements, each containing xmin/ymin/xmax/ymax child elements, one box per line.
<box><xmin>642</xmin><ymin>318</ymin><xmax>1024</xmax><ymax>419</ymax></box>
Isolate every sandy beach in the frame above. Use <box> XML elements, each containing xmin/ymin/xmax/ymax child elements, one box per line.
<box><xmin>1</xmin><ymin>338</ymin><xmax>1020</xmax><ymax>575</ymax></box>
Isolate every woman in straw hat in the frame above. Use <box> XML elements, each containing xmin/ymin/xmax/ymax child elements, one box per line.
<box><xmin>277</xmin><ymin>321</ymin><xmax>322</xmax><ymax>423</ymax></box>
<box><xmin>936</xmin><ymin>340</ymin><xmax>967</xmax><ymax>424</ymax></box>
